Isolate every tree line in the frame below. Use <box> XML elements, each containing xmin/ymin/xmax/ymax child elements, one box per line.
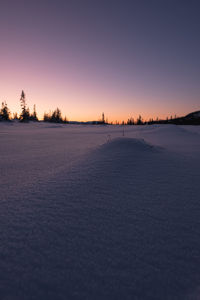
<box><xmin>1</xmin><ymin>90</ymin><xmax>199</xmax><ymax>125</ymax></box>
<box><xmin>0</xmin><ymin>90</ymin><xmax>68</xmax><ymax>123</ymax></box>
<box><xmin>0</xmin><ymin>90</ymin><xmax>150</xmax><ymax>124</ymax></box>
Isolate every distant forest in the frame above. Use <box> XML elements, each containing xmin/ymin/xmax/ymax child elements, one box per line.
<box><xmin>0</xmin><ymin>90</ymin><xmax>200</xmax><ymax>125</ymax></box>
<box><xmin>0</xmin><ymin>90</ymin><xmax>69</xmax><ymax>124</ymax></box>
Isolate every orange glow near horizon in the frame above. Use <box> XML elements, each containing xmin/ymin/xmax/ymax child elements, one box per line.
<box><xmin>1</xmin><ymin>54</ymin><xmax>199</xmax><ymax>123</ymax></box>
<box><xmin>1</xmin><ymin>87</ymin><xmax>198</xmax><ymax>124</ymax></box>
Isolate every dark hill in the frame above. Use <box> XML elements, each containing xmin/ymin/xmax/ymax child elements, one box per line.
<box><xmin>184</xmin><ymin>111</ymin><xmax>200</xmax><ymax>120</ymax></box>
<box><xmin>149</xmin><ymin>110</ymin><xmax>200</xmax><ymax>125</ymax></box>
<box><xmin>169</xmin><ymin>110</ymin><xmax>200</xmax><ymax>125</ymax></box>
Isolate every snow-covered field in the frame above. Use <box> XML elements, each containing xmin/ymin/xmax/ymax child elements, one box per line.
<box><xmin>0</xmin><ymin>122</ymin><xmax>200</xmax><ymax>300</ymax></box>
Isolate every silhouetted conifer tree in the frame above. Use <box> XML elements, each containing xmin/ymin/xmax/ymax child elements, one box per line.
<box><xmin>136</xmin><ymin>115</ymin><xmax>143</xmax><ymax>125</ymax></box>
<box><xmin>30</xmin><ymin>104</ymin><xmax>38</xmax><ymax>121</ymax></box>
<box><xmin>127</xmin><ymin>117</ymin><xmax>134</xmax><ymax>125</ymax></box>
<box><xmin>0</xmin><ymin>102</ymin><xmax>10</xmax><ymax>121</ymax></box>
<box><xmin>102</xmin><ymin>112</ymin><xmax>105</xmax><ymax>123</ymax></box>
<box><xmin>51</xmin><ymin>108</ymin><xmax>62</xmax><ymax>123</ymax></box>
<box><xmin>43</xmin><ymin>108</ymin><xmax>65</xmax><ymax>123</ymax></box>
<box><xmin>43</xmin><ymin>112</ymin><xmax>50</xmax><ymax>122</ymax></box>
<box><xmin>63</xmin><ymin>116</ymin><xmax>69</xmax><ymax>124</ymax></box>
<box><xmin>20</xmin><ymin>90</ymin><xmax>30</xmax><ymax>122</ymax></box>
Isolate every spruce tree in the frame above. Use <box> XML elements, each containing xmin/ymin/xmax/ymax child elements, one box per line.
<box><xmin>0</xmin><ymin>102</ymin><xmax>10</xmax><ymax>121</ymax></box>
<box><xmin>30</xmin><ymin>104</ymin><xmax>38</xmax><ymax>121</ymax></box>
<box><xmin>20</xmin><ymin>90</ymin><xmax>30</xmax><ymax>122</ymax></box>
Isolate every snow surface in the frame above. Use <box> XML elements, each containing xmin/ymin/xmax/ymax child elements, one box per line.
<box><xmin>0</xmin><ymin>122</ymin><xmax>200</xmax><ymax>299</ymax></box>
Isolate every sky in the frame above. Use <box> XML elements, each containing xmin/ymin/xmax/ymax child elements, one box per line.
<box><xmin>0</xmin><ymin>0</ymin><xmax>200</xmax><ymax>122</ymax></box>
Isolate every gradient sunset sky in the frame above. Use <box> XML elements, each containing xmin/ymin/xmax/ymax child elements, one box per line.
<box><xmin>0</xmin><ymin>0</ymin><xmax>200</xmax><ymax>122</ymax></box>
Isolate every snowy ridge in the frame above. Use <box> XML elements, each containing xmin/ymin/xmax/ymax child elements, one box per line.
<box><xmin>98</xmin><ymin>137</ymin><xmax>158</xmax><ymax>152</ymax></box>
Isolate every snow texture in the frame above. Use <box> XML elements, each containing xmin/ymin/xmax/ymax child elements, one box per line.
<box><xmin>0</xmin><ymin>122</ymin><xmax>200</xmax><ymax>299</ymax></box>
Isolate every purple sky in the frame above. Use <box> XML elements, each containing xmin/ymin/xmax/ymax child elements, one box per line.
<box><xmin>0</xmin><ymin>0</ymin><xmax>200</xmax><ymax>121</ymax></box>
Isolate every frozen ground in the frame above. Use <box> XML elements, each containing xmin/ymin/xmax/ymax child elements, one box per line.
<box><xmin>0</xmin><ymin>122</ymin><xmax>200</xmax><ymax>299</ymax></box>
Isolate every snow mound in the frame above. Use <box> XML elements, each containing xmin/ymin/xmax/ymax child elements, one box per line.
<box><xmin>98</xmin><ymin>137</ymin><xmax>158</xmax><ymax>155</ymax></box>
